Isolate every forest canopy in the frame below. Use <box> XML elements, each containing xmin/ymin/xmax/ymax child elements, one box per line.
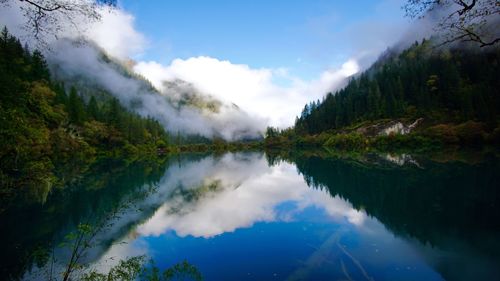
<box><xmin>294</xmin><ymin>40</ymin><xmax>499</xmax><ymax>135</ymax></box>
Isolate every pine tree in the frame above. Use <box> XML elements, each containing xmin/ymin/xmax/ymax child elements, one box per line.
<box><xmin>294</xmin><ymin>42</ymin><xmax>500</xmax><ymax>135</ymax></box>
<box><xmin>67</xmin><ymin>87</ymin><xmax>86</xmax><ymax>125</ymax></box>
<box><xmin>87</xmin><ymin>96</ymin><xmax>99</xmax><ymax>120</ymax></box>
<box><xmin>31</xmin><ymin>50</ymin><xmax>50</xmax><ymax>81</ymax></box>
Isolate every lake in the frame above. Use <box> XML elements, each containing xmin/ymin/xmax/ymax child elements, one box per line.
<box><xmin>1</xmin><ymin>150</ymin><xmax>500</xmax><ymax>281</ymax></box>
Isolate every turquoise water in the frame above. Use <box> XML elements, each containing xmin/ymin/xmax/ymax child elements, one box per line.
<box><xmin>1</xmin><ymin>151</ymin><xmax>500</xmax><ymax>280</ymax></box>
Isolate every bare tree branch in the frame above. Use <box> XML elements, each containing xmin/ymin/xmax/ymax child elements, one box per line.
<box><xmin>20</xmin><ymin>0</ymin><xmax>62</xmax><ymax>12</ymax></box>
<box><xmin>404</xmin><ymin>0</ymin><xmax>500</xmax><ymax>47</ymax></box>
<box><xmin>0</xmin><ymin>0</ymin><xmax>117</xmax><ymax>46</ymax></box>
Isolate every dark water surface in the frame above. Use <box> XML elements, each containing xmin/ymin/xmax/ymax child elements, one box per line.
<box><xmin>1</xmin><ymin>151</ymin><xmax>500</xmax><ymax>281</ymax></box>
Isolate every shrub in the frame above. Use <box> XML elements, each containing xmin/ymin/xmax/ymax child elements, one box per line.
<box><xmin>487</xmin><ymin>127</ymin><xmax>500</xmax><ymax>144</ymax></box>
<box><xmin>323</xmin><ymin>133</ymin><xmax>365</xmax><ymax>149</ymax></box>
<box><xmin>454</xmin><ymin>121</ymin><xmax>486</xmax><ymax>144</ymax></box>
<box><xmin>424</xmin><ymin>124</ymin><xmax>459</xmax><ymax>144</ymax></box>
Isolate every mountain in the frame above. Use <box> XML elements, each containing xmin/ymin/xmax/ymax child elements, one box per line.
<box><xmin>47</xmin><ymin>39</ymin><xmax>264</xmax><ymax>141</ymax></box>
<box><xmin>289</xmin><ymin>39</ymin><xmax>500</xmax><ymax>146</ymax></box>
<box><xmin>162</xmin><ymin>79</ymin><xmax>223</xmax><ymax>113</ymax></box>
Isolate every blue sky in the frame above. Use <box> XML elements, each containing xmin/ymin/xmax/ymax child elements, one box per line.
<box><xmin>120</xmin><ymin>0</ymin><xmax>407</xmax><ymax>80</ymax></box>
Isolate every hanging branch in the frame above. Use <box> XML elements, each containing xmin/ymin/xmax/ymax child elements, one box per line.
<box><xmin>0</xmin><ymin>0</ymin><xmax>117</xmax><ymax>45</ymax></box>
<box><xmin>403</xmin><ymin>0</ymin><xmax>500</xmax><ymax>47</ymax></box>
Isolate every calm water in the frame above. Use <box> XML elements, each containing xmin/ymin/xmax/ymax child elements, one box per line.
<box><xmin>1</xmin><ymin>151</ymin><xmax>500</xmax><ymax>281</ymax></box>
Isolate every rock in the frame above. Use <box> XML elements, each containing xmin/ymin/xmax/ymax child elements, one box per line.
<box><xmin>356</xmin><ymin>118</ymin><xmax>423</xmax><ymax>137</ymax></box>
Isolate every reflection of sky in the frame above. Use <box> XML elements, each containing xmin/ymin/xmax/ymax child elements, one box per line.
<box><xmin>137</xmin><ymin>159</ymin><xmax>367</xmax><ymax>238</ymax></box>
<box><xmin>95</xmin><ymin>153</ymin><xmax>445</xmax><ymax>281</ymax></box>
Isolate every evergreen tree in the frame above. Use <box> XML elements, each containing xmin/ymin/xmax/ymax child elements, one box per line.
<box><xmin>87</xmin><ymin>96</ymin><xmax>99</xmax><ymax>120</ymax></box>
<box><xmin>67</xmin><ymin>87</ymin><xmax>86</xmax><ymax>125</ymax></box>
<box><xmin>31</xmin><ymin>50</ymin><xmax>50</xmax><ymax>81</ymax></box>
<box><xmin>1</xmin><ymin>30</ymin><xmax>173</xmax><ymax>209</ymax></box>
<box><xmin>295</xmin><ymin>42</ymin><xmax>500</xmax><ymax>135</ymax></box>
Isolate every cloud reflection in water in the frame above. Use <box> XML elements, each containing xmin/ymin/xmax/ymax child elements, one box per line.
<box><xmin>137</xmin><ymin>153</ymin><xmax>367</xmax><ymax>238</ymax></box>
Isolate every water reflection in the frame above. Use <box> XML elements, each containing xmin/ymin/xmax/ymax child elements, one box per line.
<box><xmin>82</xmin><ymin>153</ymin><xmax>424</xmax><ymax>281</ymax></box>
<box><xmin>90</xmin><ymin>151</ymin><xmax>500</xmax><ymax>281</ymax></box>
<box><xmin>137</xmin><ymin>153</ymin><xmax>367</xmax><ymax>238</ymax></box>
<box><xmin>2</xmin><ymin>151</ymin><xmax>499</xmax><ymax>281</ymax></box>
<box><xmin>0</xmin><ymin>158</ymin><xmax>171</xmax><ymax>280</ymax></box>
<box><xmin>285</xmin><ymin>150</ymin><xmax>500</xmax><ymax>281</ymax></box>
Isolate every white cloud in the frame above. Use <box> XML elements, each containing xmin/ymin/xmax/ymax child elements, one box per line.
<box><xmin>137</xmin><ymin>155</ymin><xmax>367</xmax><ymax>238</ymax></box>
<box><xmin>134</xmin><ymin>57</ymin><xmax>359</xmax><ymax>128</ymax></box>
<box><xmin>85</xmin><ymin>9</ymin><xmax>147</xmax><ymax>60</ymax></box>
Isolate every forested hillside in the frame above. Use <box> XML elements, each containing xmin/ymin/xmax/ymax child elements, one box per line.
<box><xmin>295</xmin><ymin>40</ymin><xmax>500</xmax><ymax>135</ymax></box>
<box><xmin>0</xmin><ymin>28</ymin><xmax>170</xmax><ymax>208</ymax></box>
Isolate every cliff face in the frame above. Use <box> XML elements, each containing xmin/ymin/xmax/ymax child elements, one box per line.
<box><xmin>355</xmin><ymin>118</ymin><xmax>424</xmax><ymax>137</ymax></box>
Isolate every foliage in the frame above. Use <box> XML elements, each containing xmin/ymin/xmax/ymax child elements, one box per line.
<box><xmin>82</xmin><ymin>258</ymin><xmax>202</xmax><ymax>281</ymax></box>
<box><xmin>162</xmin><ymin>260</ymin><xmax>203</xmax><ymax>281</ymax></box>
<box><xmin>454</xmin><ymin>120</ymin><xmax>486</xmax><ymax>144</ymax></box>
<box><xmin>295</xmin><ymin>40</ymin><xmax>499</xmax><ymax>136</ymax></box>
<box><xmin>323</xmin><ymin>133</ymin><xmax>366</xmax><ymax>149</ymax></box>
<box><xmin>264</xmin><ymin>121</ymin><xmax>496</xmax><ymax>152</ymax></box>
<box><xmin>264</xmin><ymin>39</ymin><xmax>500</xmax><ymax>151</ymax></box>
<box><xmin>422</xmin><ymin>121</ymin><xmax>488</xmax><ymax>145</ymax></box>
<box><xmin>424</xmin><ymin>124</ymin><xmax>460</xmax><ymax>143</ymax></box>
<box><xmin>82</xmin><ymin>256</ymin><xmax>145</xmax><ymax>281</ymax></box>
